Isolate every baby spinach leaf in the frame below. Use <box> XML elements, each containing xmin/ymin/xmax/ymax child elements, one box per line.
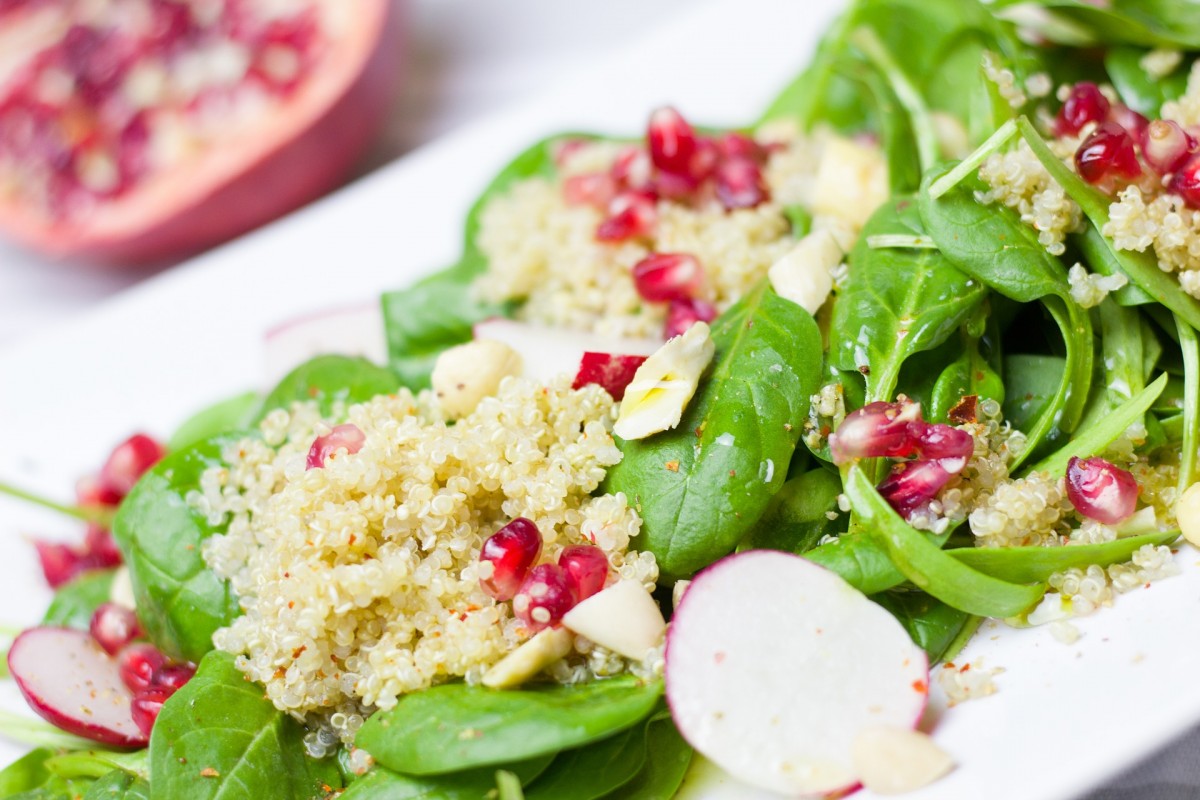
<box><xmin>43</xmin><ymin>749</ymin><xmax>148</xmax><ymax>783</ymax></box>
<box><xmin>167</xmin><ymin>391</ymin><xmax>260</xmax><ymax>453</ymax></box>
<box><xmin>150</xmin><ymin>651</ymin><xmax>340</xmax><ymax>800</ymax></box>
<box><xmin>1075</xmin><ymin>225</ymin><xmax>1155</xmax><ymax>307</ymax></box>
<box><xmin>930</xmin><ymin>330</ymin><xmax>1005</xmax><ymax>421</ymax></box>
<box><xmin>357</xmin><ymin>676</ymin><xmax>663</xmax><ymax>776</ymax></box>
<box><xmin>1002</xmin><ymin>354</ymin><xmax>1065</xmax><ymax>442</ymax></box>
<box><xmin>599</xmin><ymin>713</ymin><xmax>692</xmax><ymax>800</ymax></box>
<box><xmin>873</xmin><ymin>590</ymin><xmax>976</xmax><ymax>664</ymax></box>
<box><xmin>42</xmin><ymin>569</ymin><xmax>116</xmax><ymax>629</ymax></box>
<box><xmin>603</xmin><ymin>283</ymin><xmax>823</xmax><ymax>580</ymax></box>
<box><xmin>739</xmin><ymin>467</ymin><xmax>845</xmax><ymax>555</ymax></box>
<box><xmin>992</xmin><ymin>0</ymin><xmax>1200</xmax><ymax>48</ymax></box>
<box><xmin>1105</xmin><ymin>46</ymin><xmax>1192</xmax><ymax>117</ymax></box>
<box><xmin>1176</xmin><ymin>316</ymin><xmax>1200</xmax><ymax>492</ymax></box>
<box><xmin>112</xmin><ymin>434</ymin><xmax>241</xmax><ymax>663</ymax></box>
<box><xmin>949</xmin><ymin>530</ymin><xmax>1180</xmax><ymax>584</ymax></box>
<box><xmin>846</xmin><ymin>466</ymin><xmax>1045</xmax><ymax>617</ymax></box>
<box><xmin>804</xmin><ymin>531</ymin><xmax>908</xmax><ymax>596</ymax></box>
<box><xmin>254</xmin><ymin>355</ymin><xmax>400</xmax><ymax>423</ymax></box>
<box><xmin>523</xmin><ymin>722</ymin><xmax>647</xmax><ymax>800</ymax></box>
<box><xmin>1015</xmin><ymin>117</ymin><xmax>1200</xmax><ymax>330</ymax></box>
<box><xmin>0</xmin><ymin>749</ymin><xmax>55</xmax><ymax>795</ymax></box>
<box><xmin>832</xmin><ymin>198</ymin><xmax>987</xmax><ymax>403</ymax></box>
<box><xmin>1099</xmin><ymin>299</ymin><xmax>1149</xmax><ymax>407</ymax></box>
<box><xmin>81</xmin><ymin>770</ymin><xmax>149</xmax><ymax>800</ymax></box>
<box><xmin>339</xmin><ymin>755</ymin><xmax>554</xmax><ymax>800</ymax></box>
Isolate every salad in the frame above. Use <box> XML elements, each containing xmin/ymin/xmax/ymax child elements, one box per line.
<box><xmin>5</xmin><ymin>0</ymin><xmax>1200</xmax><ymax>798</ymax></box>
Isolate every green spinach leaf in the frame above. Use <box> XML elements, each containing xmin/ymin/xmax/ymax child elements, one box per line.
<box><xmin>804</xmin><ymin>531</ymin><xmax>908</xmax><ymax>596</ymax></box>
<box><xmin>603</xmin><ymin>283</ymin><xmax>823</xmax><ymax>579</ymax></box>
<box><xmin>598</xmin><ymin>713</ymin><xmax>692</xmax><ymax>800</ymax></box>
<box><xmin>872</xmin><ymin>590</ymin><xmax>976</xmax><ymax>663</ymax></box>
<box><xmin>523</xmin><ymin>723</ymin><xmax>647</xmax><ymax>800</ymax></box>
<box><xmin>356</xmin><ymin>676</ymin><xmax>662</xmax><ymax>776</ymax></box>
<box><xmin>112</xmin><ymin>434</ymin><xmax>241</xmax><ymax>663</ymax></box>
<box><xmin>149</xmin><ymin>651</ymin><xmax>340</xmax><ymax>800</ymax></box>
<box><xmin>42</xmin><ymin>569</ymin><xmax>116</xmax><ymax>629</ymax></box>
<box><xmin>81</xmin><ymin>770</ymin><xmax>150</xmax><ymax>800</ymax></box>
<box><xmin>255</xmin><ymin>355</ymin><xmax>400</xmax><ymax>423</ymax></box>
<box><xmin>950</xmin><ymin>530</ymin><xmax>1180</xmax><ymax>584</ymax></box>
<box><xmin>739</xmin><ymin>467</ymin><xmax>845</xmax><ymax>555</ymax></box>
<box><xmin>339</xmin><ymin>755</ymin><xmax>553</xmax><ymax>800</ymax></box>
<box><xmin>168</xmin><ymin>391</ymin><xmax>260</xmax><ymax>452</ymax></box>
<box><xmin>992</xmin><ymin>0</ymin><xmax>1200</xmax><ymax>48</ymax></box>
<box><xmin>1105</xmin><ymin>46</ymin><xmax>1192</xmax><ymax>117</ymax></box>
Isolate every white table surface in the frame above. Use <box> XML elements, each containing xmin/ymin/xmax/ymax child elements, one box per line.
<box><xmin>0</xmin><ymin>1</ymin><xmax>1197</xmax><ymax>797</ymax></box>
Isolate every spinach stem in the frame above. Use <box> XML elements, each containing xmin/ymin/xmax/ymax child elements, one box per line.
<box><xmin>1176</xmin><ymin>315</ymin><xmax>1200</xmax><ymax>493</ymax></box>
<box><xmin>865</xmin><ymin>234</ymin><xmax>937</xmax><ymax>250</ymax></box>
<box><xmin>0</xmin><ymin>480</ymin><xmax>114</xmax><ymax>528</ymax></box>
<box><xmin>849</xmin><ymin>26</ymin><xmax>940</xmax><ymax>174</ymax></box>
<box><xmin>927</xmin><ymin>118</ymin><xmax>1017</xmax><ymax>199</ymax></box>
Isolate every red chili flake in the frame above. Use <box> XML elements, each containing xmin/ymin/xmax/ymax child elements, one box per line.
<box><xmin>912</xmin><ymin>679</ymin><xmax>928</xmax><ymax>694</ymax></box>
<box><xmin>292</xmin><ymin>645</ymin><xmax>307</xmax><ymax>659</ymax></box>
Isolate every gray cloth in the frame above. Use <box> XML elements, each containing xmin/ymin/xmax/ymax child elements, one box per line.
<box><xmin>1081</xmin><ymin>724</ymin><xmax>1200</xmax><ymax>799</ymax></box>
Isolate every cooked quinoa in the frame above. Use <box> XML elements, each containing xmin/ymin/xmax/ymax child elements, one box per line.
<box><xmin>196</xmin><ymin>375</ymin><xmax>657</xmax><ymax>734</ymax></box>
<box><xmin>472</xmin><ymin>128</ymin><xmax>848</xmax><ymax>338</ymax></box>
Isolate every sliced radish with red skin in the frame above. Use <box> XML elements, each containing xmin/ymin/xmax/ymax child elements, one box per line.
<box><xmin>666</xmin><ymin>551</ymin><xmax>928</xmax><ymax>797</ymax></box>
<box><xmin>572</xmin><ymin>352</ymin><xmax>647</xmax><ymax>400</ymax></box>
<box><xmin>473</xmin><ymin>318</ymin><xmax>659</xmax><ymax>385</ymax></box>
<box><xmin>9</xmin><ymin>627</ymin><xmax>146</xmax><ymax>747</ymax></box>
<box><xmin>264</xmin><ymin>301</ymin><xmax>388</xmax><ymax>386</ymax></box>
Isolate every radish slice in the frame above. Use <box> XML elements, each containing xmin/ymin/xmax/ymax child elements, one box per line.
<box><xmin>473</xmin><ymin>318</ymin><xmax>660</xmax><ymax>385</ymax></box>
<box><xmin>665</xmin><ymin>551</ymin><xmax>928</xmax><ymax>797</ymax></box>
<box><xmin>9</xmin><ymin>627</ymin><xmax>146</xmax><ymax>747</ymax></box>
<box><xmin>264</xmin><ymin>302</ymin><xmax>387</xmax><ymax>386</ymax></box>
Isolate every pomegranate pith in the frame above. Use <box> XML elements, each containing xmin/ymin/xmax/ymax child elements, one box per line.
<box><xmin>1065</xmin><ymin>456</ymin><xmax>1139</xmax><ymax>524</ymax></box>
<box><xmin>479</xmin><ymin>518</ymin><xmax>543</xmax><ymax>601</ymax></box>
<box><xmin>513</xmin><ymin>563</ymin><xmax>577</xmax><ymax>632</ymax></box>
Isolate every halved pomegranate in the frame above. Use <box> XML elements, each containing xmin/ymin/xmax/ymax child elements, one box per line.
<box><xmin>0</xmin><ymin>0</ymin><xmax>403</xmax><ymax>265</ymax></box>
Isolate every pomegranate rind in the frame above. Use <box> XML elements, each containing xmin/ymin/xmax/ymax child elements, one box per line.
<box><xmin>0</xmin><ymin>0</ymin><xmax>404</xmax><ymax>265</ymax></box>
<box><xmin>665</xmin><ymin>550</ymin><xmax>928</xmax><ymax>797</ymax></box>
<box><xmin>9</xmin><ymin>626</ymin><xmax>147</xmax><ymax>747</ymax></box>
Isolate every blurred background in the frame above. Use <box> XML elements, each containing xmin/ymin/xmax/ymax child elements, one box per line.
<box><xmin>0</xmin><ymin>0</ymin><xmax>692</xmax><ymax>345</ymax></box>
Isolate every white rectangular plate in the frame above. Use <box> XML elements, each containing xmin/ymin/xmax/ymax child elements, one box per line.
<box><xmin>2</xmin><ymin>2</ymin><xmax>1198</xmax><ymax>798</ymax></box>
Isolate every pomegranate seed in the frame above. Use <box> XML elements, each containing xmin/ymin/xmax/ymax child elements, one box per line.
<box><xmin>62</xmin><ymin>25</ymin><xmax>133</xmax><ymax>106</ymax></box>
<box><xmin>563</xmin><ymin>172</ymin><xmax>617</xmax><ymax>209</ymax></box>
<box><xmin>1144</xmin><ymin>119</ymin><xmax>1197</xmax><ymax>175</ymax></box>
<box><xmin>652</xmin><ymin>169</ymin><xmax>700</xmax><ymax>201</ymax></box>
<box><xmin>147</xmin><ymin>0</ymin><xmax>194</xmax><ymax>49</ymax></box>
<box><xmin>119</xmin><ymin>643</ymin><xmax>167</xmax><ymax>694</ymax></box>
<box><xmin>479</xmin><ymin>518</ymin><xmax>543</xmax><ymax>601</ymax></box>
<box><xmin>714</xmin><ymin>157</ymin><xmax>769</xmax><ymax>210</ymax></box>
<box><xmin>553</xmin><ymin>138</ymin><xmax>589</xmax><ymax>168</ymax></box>
<box><xmin>34</xmin><ymin>542</ymin><xmax>85</xmax><ymax>589</ymax></box>
<box><xmin>611</xmin><ymin>145</ymin><xmax>653</xmax><ymax>191</ymax></box>
<box><xmin>715</xmin><ymin>132</ymin><xmax>765</xmax><ymax>163</ymax></box>
<box><xmin>632</xmin><ymin>252</ymin><xmax>705</xmax><ymax>303</ymax></box>
<box><xmin>1065</xmin><ymin>456</ymin><xmax>1139</xmax><ymax>524</ymax></box>
<box><xmin>1170</xmin><ymin>153</ymin><xmax>1200</xmax><ymax>207</ymax></box>
<box><xmin>98</xmin><ymin>434</ymin><xmax>165</xmax><ymax>498</ymax></box>
<box><xmin>558</xmin><ymin>544</ymin><xmax>609</xmax><ymax>601</ymax></box>
<box><xmin>150</xmin><ymin>662</ymin><xmax>196</xmax><ymax>693</ymax></box>
<box><xmin>89</xmin><ymin>603</ymin><xmax>141</xmax><ymax>656</ymax></box>
<box><xmin>912</xmin><ymin>424</ymin><xmax>974</xmax><ymax>473</ymax></box>
<box><xmin>130</xmin><ymin>688</ymin><xmax>172</xmax><ymax>737</ymax></box>
<box><xmin>829</xmin><ymin>401</ymin><xmax>923</xmax><ymax>464</ymax></box>
<box><xmin>877</xmin><ymin>460</ymin><xmax>954</xmax><ymax>519</ymax></box>
<box><xmin>596</xmin><ymin>191</ymin><xmax>657</xmax><ymax>242</ymax></box>
<box><xmin>663</xmin><ymin>297</ymin><xmax>717</xmax><ymax>339</ymax></box>
<box><xmin>1109</xmin><ymin>104</ymin><xmax>1149</xmax><ymax>142</ymax></box>
<box><xmin>1056</xmin><ymin>82</ymin><xmax>1110</xmax><ymax>137</ymax></box>
<box><xmin>1075</xmin><ymin>122</ymin><xmax>1142</xmax><ymax>184</ymax></box>
<box><xmin>572</xmin><ymin>352</ymin><xmax>647</xmax><ymax>401</ymax></box>
<box><xmin>513</xmin><ymin>564</ymin><xmax>577</xmax><ymax>632</ymax></box>
<box><xmin>306</xmin><ymin>423</ymin><xmax>365</xmax><ymax>470</ymax></box>
<box><xmin>76</xmin><ymin>474</ymin><xmax>122</xmax><ymax>508</ymax></box>
<box><xmin>84</xmin><ymin>525</ymin><xmax>123</xmax><ymax>566</ymax></box>
<box><xmin>647</xmin><ymin>107</ymin><xmax>697</xmax><ymax>175</ymax></box>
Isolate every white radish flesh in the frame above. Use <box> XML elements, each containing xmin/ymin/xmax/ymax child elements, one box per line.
<box><xmin>473</xmin><ymin>318</ymin><xmax>660</xmax><ymax>385</ymax></box>
<box><xmin>263</xmin><ymin>302</ymin><xmax>387</xmax><ymax>386</ymax></box>
<box><xmin>8</xmin><ymin>626</ymin><xmax>146</xmax><ymax>747</ymax></box>
<box><xmin>665</xmin><ymin>550</ymin><xmax>928</xmax><ymax>797</ymax></box>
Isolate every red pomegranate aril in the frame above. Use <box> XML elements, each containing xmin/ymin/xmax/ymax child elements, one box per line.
<box><xmin>479</xmin><ymin>518</ymin><xmax>543</xmax><ymax>601</ymax></box>
<box><xmin>1109</xmin><ymin>104</ymin><xmax>1149</xmax><ymax>142</ymax></box>
<box><xmin>912</xmin><ymin>424</ymin><xmax>975</xmax><ymax>473</ymax></box>
<box><xmin>1056</xmin><ymin>82</ymin><xmax>1110</xmax><ymax>137</ymax></box>
<box><xmin>647</xmin><ymin>106</ymin><xmax>698</xmax><ymax>175</ymax></box>
<box><xmin>714</xmin><ymin>156</ymin><xmax>769</xmax><ymax>210</ymax></box>
<box><xmin>558</xmin><ymin>544</ymin><xmax>609</xmax><ymax>601</ymax></box>
<box><xmin>85</xmin><ymin>524</ymin><xmax>123</xmax><ymax>564</ymax></box>
<box><xmin>563</xmin><ymin>172</ymin><xmax>617</xmax><ymax>209</ymax></box>
<box><xmin>553</xmin><ymin>138</ymin><xmax>590</xmax><ymax>168</ymax></box>
<box><xmin>829</xmin><ymin>401</ymin><xmax>923</xmax><ymax>464</ymax></box>
<box><xmin>632</xmin><ymin>252</ymin><xmax>705</xmax><ymax>303</ymax></box>
<box><xmin>652</xmin><ymin>168</ymin><xmax>700</xmax><ymax>201</ymax></box>
<box><xmin>611</xmin><ymin>145</ymin><xmax>654</xmax><ymax>191</ymax></box>
<box><xmin>90</xmin><ymin>603</ymin><xmax>141</xmax><ymax>656</ymax></box>
<box><xmin>1169</xmin><ymin>153</ymin><xmax>1200</xmax><ymax>208</ymax></box>
<box><xmin>715</xmin><ymin>132</ymin><xmax>765</xmax><ymax>163</ymax></box>
<box><xmin>572</xmin><ymin>352</ymin><xmax>647</xmax><ymax>401</ymax></box>
<box><xmin>150</xmin><ymin>662</ymin><xmax>196</xmax><ymax>693</ymax></box>
<box><xmin>34</xmin><ymin>542</ymin><xmax>85</xmax><ymax>589</ymax></box>
<box><xmin>1144</xmin><ymin>119</ymin><xmax>1198</xmax><ymax>175</ymax></box>
<box><xmin>513</xmin><ymin>563</ymin><xmax>577</xmax><ymax>632</ymax></box>
<box><xmin>98</xmin><ymin>434</ymin><xmax>165</xmax><ymax>498</ymax></box>
<box><xmin>663</xmin><ymin>297</ymin><xmax>717</xmax><ymax>339</ymax></box>
<box><xmin>130</xmin><ymin>688</ymin><xmax>172</xmax><ymax>737</ymax></box>
<box><xmin>877</xmin><ymin>459</ymin><xmax>954</xmax><ymax>519</ymax></box>
<box><xmin>119</xmin><ymin>643</ymin><xmax>167</xmax><ymax>694</ymax></box>
<box><xmin>76</xmin><ymin>475</ymin><xmax>123</xmax><ymax>508</ymax></box>
<box><xmin>1075</xmin><ymin>122</ymin><xmax>1142</xmax><ymax>184</ymax></box>
<box><xmin>1065</xmin><ymin>456</ymin><xmax>1139</xmax><ymax>525</ymax></box>
<box><xmin>596</xmin><ymin>191</ymin><xmax>657</xmax><ymax>242</ymax></box>
<box><xmin>62</xmin><ymin>24</ymin><xmax>133</xmax><ymax>106</ymax></box>
<box><xmin>306</xmin><ymin>423</ymin><xmax>366</xmax><ymax>470</ymax></box>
